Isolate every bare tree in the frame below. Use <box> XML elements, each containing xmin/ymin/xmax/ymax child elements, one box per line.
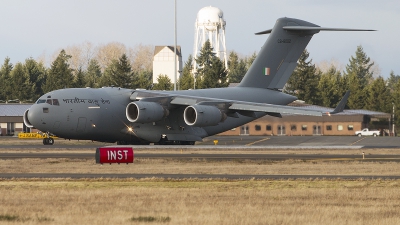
<box><xmin>95</xmin><ymin>42</ymin><xmax>127</xmax><ymax>71</ymax></box>
<box><xmin>130</xmin><ymin>44</ymin><xmax>154</xmax><ymax>73</ymax></box>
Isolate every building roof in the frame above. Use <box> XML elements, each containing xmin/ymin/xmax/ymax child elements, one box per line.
<box><xmin>154</xmin><ymin>46</ymin><xmax>182</xmax><ymax>57</ymax></box>
<box><xmin>0</xmin><ymin>104</ymin><xmax>31</xmax><ymax>117</ymax></box>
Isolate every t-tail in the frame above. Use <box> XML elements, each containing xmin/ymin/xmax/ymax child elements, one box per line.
<box><xmin>238</xmin><ymin>17</ymin><xmax>375</xmax><ymax>90</ymax></box>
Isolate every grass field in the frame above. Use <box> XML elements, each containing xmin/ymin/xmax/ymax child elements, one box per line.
<box><xmin>0</xmin><ymin>180</ymin><xmax>400</xmax><ymax>225</ymax></box>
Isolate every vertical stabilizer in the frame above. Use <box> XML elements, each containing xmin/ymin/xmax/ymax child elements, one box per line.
<box><xmin>238</xmin><ymin>17</ymin><xmax>320</xmax><ymax>90</ymax></box>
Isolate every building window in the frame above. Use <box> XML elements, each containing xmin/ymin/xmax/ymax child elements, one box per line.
<box><xmin>301</xmin><ymin>125</ymin><xmax>307</xmax><ymax>131</ymax></box>
<box><xmin>255</xmin><ymin>125</ymin><xmax>261</xmax><ymax>131</ymax></box>
<box><xmin>326</xmin><ymin>125</ymin><xmax>332</xmax><ymax>131</ymax></box>
<box><xmin>291</xmin><ymin>125</ymin><xmax>297</xmax><ymax>131</ymax></box>
<box><xmin>348</xmin><ymin>125</ymin><xmax>354</xmax><ymax>130</ymax></box>
<box><xmin>338</xmin><ymin>125</ymin><xmax>343</xmax><ymax>131</ymax></box>
<box><xmin>266</xmin><ymin>125</ymin><xmax>272</xmax><ymax>131</ymax></box>
<box><xmin>277</xmin><ymin>125</ymin><xmax>286</xmax><ymax>135</ymax></box>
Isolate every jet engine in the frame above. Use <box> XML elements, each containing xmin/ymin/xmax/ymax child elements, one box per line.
<box><xmin>23</xmin><ymin>109</ymin><xmax>34</xmax><ymax>128</ymax></box>
<box><xmin>126</xmin><ymin>101</ymin><xmax>168</xmax><ymax>123</ymax></box>
<box><xmin>184</xmin><ymin>105</ymin><xmax>225</xmax><ymax>127</ymax></box>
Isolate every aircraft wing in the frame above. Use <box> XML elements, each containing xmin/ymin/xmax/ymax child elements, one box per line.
<box><xmin>132</xmin><ymin>90</ymin><xmax>350</xmax><ymax>117</ymax></box>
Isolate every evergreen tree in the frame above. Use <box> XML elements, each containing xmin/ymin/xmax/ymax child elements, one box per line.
<box><xmin>366</xmin><ymin>76</ymin><xmax>392</xmax><ymax>113</ymax></box>
<box><xmin>133</xmin><ymin>70</ymin><xmax>153</xmax><ymax>89</ymax></box>
<box><xmin>318</xmin><ymin>66</ymin><xmax>342</xmax><ymax>108</ymax></box>
<box><xmin>227</xmin><ymin>51</ymin><xmax>247</xmax><ymax>83</ymax></box>
<box><xmin>104</xmin><ymin>54</ymin><xmax>134</xmax><ymax>88</ymax></box>
<box><xmin>24</xmin><ymin>58</ymin><xmax>45</xmax><ymax>100</ymax></box>
<box><xmin>10</xmin><ymin>62</ymin><xmax>31</xmax><ymax>101</ymax></box>
<box><xmin>153</xmin><ymin>74</ymin><xmax>172</xmax><ymax>90</ymax></box>
<box><xmin>179</xmin><ymin>55</ymin><xmax>194</xmax><ymax>90</ymax></box>
<box><xmin>195</xmin><ymin>40</ymin><xmax>228</xmax><ymax>89</ymax></box>
<box><xmin>387</xmin><ymin>71</ymin><xmax>400</xmax><ymax>93</ymax></box>
<box><xmin>246</xmin><ymin>52</ymin><xmax>257</xmax><ymax>70</ymax></box>
<box><xmin>0</xmin><ymin>57</ymin><xmax>13</xmax><ymax>100</ymax></box>
<box><xmin>74</xmin><ymin>67</ymin><xmax>86</xmax><ymax>88</ymax></box>
<box><xmin>43</xmin><ymin>50</ymin><xmax>74</xmax><ymax>92</ymax></box>
<box><xmin>285</xmin><ymin>49</ymin><xmax>321</xmax><ymax>105</ymax></box>
<box><xmin>202</xmin><ymin>56</ymin><xmax>228</xmax><ymax>88</ymax></box>
<box><xmin>344</xmin><ymin>45</ymin><xmax>374</xmax><ymax>109</ymax></box>
<box><xmin>85</xmin><ymin>59</ymin><xmax>102</xmax><ymax>88</ymax></box>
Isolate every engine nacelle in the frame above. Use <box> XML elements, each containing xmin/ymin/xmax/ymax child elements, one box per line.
<box><xmin>23</xmin><ymin>109</ymin><xmax>34</xmax><ymax>128</ymax></box>
<box><xmin>184</xmin><ymin>105</ymin><xmax>225</xmax><ymax>127</ymax></box>
<box><xmin>126</xmin><ymin>101</ymin><xmax>168</xmax><ymax>123</ymax></box>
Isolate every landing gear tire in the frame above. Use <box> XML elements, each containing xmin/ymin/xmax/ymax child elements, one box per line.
<box><xmin>43</xmin><ymin>138</ymin><xmax>54</xmax><ymax>145</ymax></box>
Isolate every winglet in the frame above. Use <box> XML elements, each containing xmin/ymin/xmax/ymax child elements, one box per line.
<box><xmin>328</xmin><ymin>90</ymin><xmax>350</xmax><ymax>115</ymax></box>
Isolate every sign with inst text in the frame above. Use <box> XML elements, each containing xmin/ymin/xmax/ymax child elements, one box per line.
<box><xmin>95</xmin><ymin>147</ymin><xmax>134</xmax><ymax>164</ymax></box>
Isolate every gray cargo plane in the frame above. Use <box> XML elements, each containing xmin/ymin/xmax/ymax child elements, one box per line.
<box><xmin>23</xmin><ymin>17</ymin><xmax>373</xmax><ymax>145</ymax></box>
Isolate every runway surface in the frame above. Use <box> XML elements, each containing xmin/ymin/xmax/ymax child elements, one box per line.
<box><xmin>1</xmin><ymin>135</ymin><xmax>400</xmax><ymax>148</ymax></box>
<box><xmin>1</xmin><ymin>153</ymin><xmax>400</xmax><ymax>161</ymax></box>
<box><xmin>1</xmin><ymin>136</ymin><xmax>400</xmax><ymax>180</ymax></box>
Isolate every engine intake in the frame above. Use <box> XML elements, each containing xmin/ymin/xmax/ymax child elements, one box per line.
<box><xmin>23</xmin><ymin>109</ymin><xmax>34</xmax><ymax>128</ymax></box>
<box><xmin>126</xmin><ymin>101</ymin><xmax>168</xmax><ymax>123</ymax></box>
<box><xmin>184</xmin><ymin>105</ymin><xmax>225</xmax><ymax>127</ymax></box>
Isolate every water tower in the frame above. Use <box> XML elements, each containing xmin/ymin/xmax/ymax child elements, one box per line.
<box><xmin>193</xmin><ymin>6</ymin><xmax>227</xmax><ymax>74</ymax></box>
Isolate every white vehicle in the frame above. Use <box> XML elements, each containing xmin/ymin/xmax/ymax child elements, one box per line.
<box><xmin>355</xmin><ymin>128</ymin><xmax>380</xmax><ymax>137</ymax></box>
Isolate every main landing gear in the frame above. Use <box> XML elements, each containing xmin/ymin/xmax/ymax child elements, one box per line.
<box><xmin>43</xmin><ymin>137</ymin><xmax>54</xmax><ymax>145</ymax></box>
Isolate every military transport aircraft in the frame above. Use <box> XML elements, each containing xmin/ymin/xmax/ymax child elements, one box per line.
<box><xmin>23</xmin><ymin>17</ymin><xmax>373</xmax><ymax>145</ymax></box>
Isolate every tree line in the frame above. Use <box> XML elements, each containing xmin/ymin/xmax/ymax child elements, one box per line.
<box><xmin>1</xmin><ymin>41</ymin><xmax>399</xmax><ymax>129</ymax></box>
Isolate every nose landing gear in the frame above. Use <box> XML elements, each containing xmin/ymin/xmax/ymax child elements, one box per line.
<box><xmin>42</xmin><ymin>132</ymin><xmax>54</xmax><ymax>145</ymax></box>
<box><xmin>43</xmin><ymin>137</ymin><xmax>54</xmax><ymax>145</ymax></box>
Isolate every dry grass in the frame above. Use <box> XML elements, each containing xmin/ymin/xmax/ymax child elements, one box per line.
<box><xmin>0</xmin><ymin>180</ymin><xmax>400</xmax><ymax>225</ymax></box>
<box><xmin>1</xmin><ymin>157</ymin><xmax>400</xmax><ymax>176</ymax></box>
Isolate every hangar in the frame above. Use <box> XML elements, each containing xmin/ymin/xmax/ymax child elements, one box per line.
<box><xmin>0</xmin><ymin>104</ymin><xmax>32</xmax><ymax>136</ymax></box>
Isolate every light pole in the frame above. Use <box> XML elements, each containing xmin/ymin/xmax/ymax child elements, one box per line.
<box><xmin>173</xmin><ymin>0</ymin><xmax>177</xmax><ymax>91</ymax></box>
<box><xmin>393</xmin><ymin>103</ymin><xmax>395</xmax><ymax>136</ymax></box>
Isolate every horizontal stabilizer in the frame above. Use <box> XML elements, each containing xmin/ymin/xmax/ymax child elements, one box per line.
<box><xmin>283</xmin><ymin>26</ymin><xmax>376</xmax><ymax>32</ymax></box>
<box><xmin>255</xmin><ymin>29</ymin><xmax>272</xmax><ymax>35</ymax></box>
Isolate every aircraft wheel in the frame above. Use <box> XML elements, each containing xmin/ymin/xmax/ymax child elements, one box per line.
<box><xmin>48</xmin><ymin>138</ymin><xmax>54</xmax><ymax>145</ymax></box>
<box><xmin>43</xmin><ymin>138</ymin><xmax>48</xmax><ymax>145</ymax></box>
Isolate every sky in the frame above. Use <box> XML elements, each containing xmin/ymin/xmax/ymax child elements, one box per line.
<box><xmin>0</xmin><ymin>0</ymin><xmax>399</xmax><ymax>78</ymax></box>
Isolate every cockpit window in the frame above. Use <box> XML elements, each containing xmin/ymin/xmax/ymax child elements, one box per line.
<box><xmin>37</xmin><ymin>98</ymin><xmax>60</xmax><ymax>106</ymax></box>
<box><xmin>52</xmin><ymin>99</ymin><xmax>59</xmax><ymax>106</ymax></box>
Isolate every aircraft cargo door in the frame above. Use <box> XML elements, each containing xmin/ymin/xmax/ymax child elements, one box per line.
<box><xmin>76</xmin><ymin>117</ymin><xmax>87</xmax><ymax>132</ymax></box>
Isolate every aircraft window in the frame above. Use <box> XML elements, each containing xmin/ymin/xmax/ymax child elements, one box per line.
<box><xmin>36</xmin><ymin>99</ymin><xmax>46</xmax><ymax>104</ymax></box>
<box><xmin>46</xmin><ymin>99</ymin><xmax>52</xmax><ymax>105</ymax></box>
<box><xmin>52</xmin><ymin>99</ymin><xmax>60</xmax><ymax>106</ymax></box>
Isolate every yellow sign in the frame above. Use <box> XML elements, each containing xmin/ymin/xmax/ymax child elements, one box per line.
<box><xmin>18</xmin><ymin>133</ymin><xmax>58</xmax><ymax>139</ymax></box>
